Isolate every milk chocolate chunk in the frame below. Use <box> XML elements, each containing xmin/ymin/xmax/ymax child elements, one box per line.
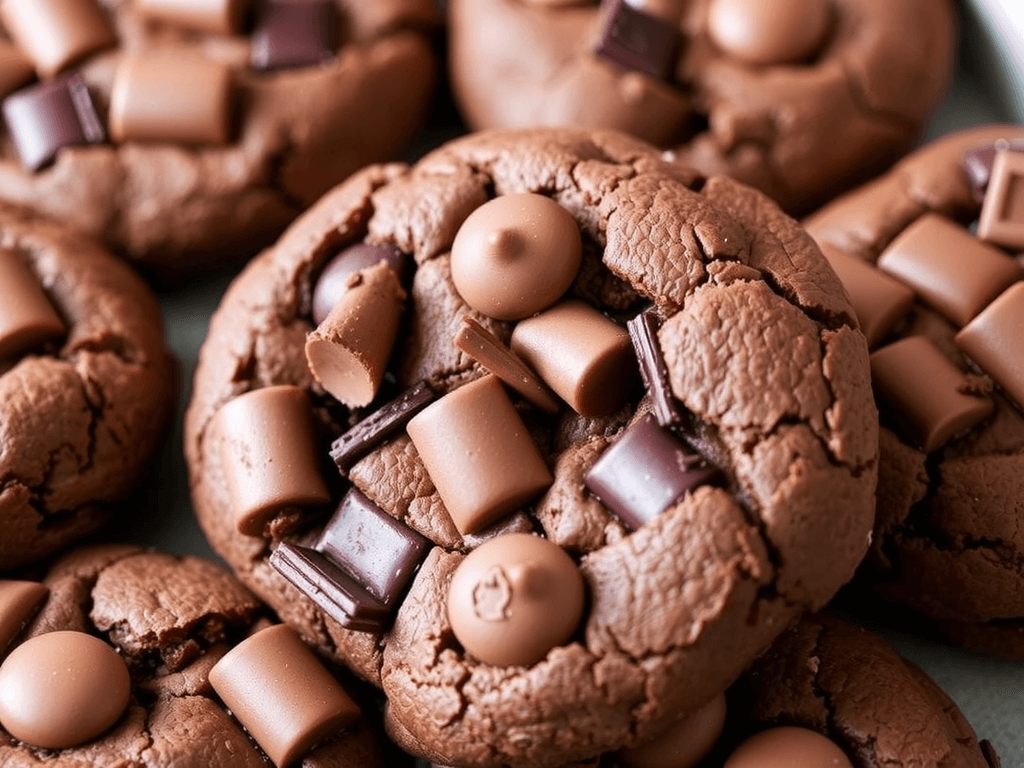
<box><xmin>2</xmin><ymin>73</ymin><xmax>105</xmax><ymax>171</ymax></box>
<box><xmin>214</xmin><ymin>385</ymin><xmax>331</xmax><ymax>536</ymax></box>
<box><xmin>618</xmin><ymin>692</ymin><xmax>726</xmax><ymax>768</ymax></box>
<box><xmin>511</xmin><ymin>300</ymin><xmax>638</xmax><ymax>418</ymax></box>
<box><xmin>251</xmin><ymin>0</ymin><xmax>338</xmax><ymax>71</ymax></box>
<box><xmin>706</xmin><ymin>0</ymin><xmax>831</xmax><ymax>66</ymax></box>
<box><xmin>818</xmin><ymin>242</ymin><xmax>914</xmax><ymax>348</ymax></box>
<box><xmin>0</xmin><ymin>0</ymin><xmax>115</xmax><ymax>79</ymax></box>
<box><xmin>134</xmin><ymin>0</ymin><xmax>248</xmax><ymax>35</ymax></box>
<box><xmin>955</xmin><ymin>280</ymin><xmax>1024</xmax><ymax>409</ymax></box>
<box><xmin>109</xmin><ymin>56</ymin><xmax>234</xmax><ymax>145</ymax></box>
<box><xmin>962</xmin><ymin>139</ymin><xmax>1024</xmax><ymax>200</ymax></box>
<box><xmin>305</xmin><ymin>262</ymin><xmax>406</xmax><ymax>408</ymax></box>
<box><xmin>0</xmin><ymin>630</ymin><xmax>130</xmax><ymax>749</ymax></box>
<box><xmin>724</xmin><ymin>726</ymin><xmax>853</xmax><ymax>768</ymax></box>
<box><xmin>0</xmin><ymin>248</ymin><xmax>66</xmax><ymax>359</ymax></box>
<box><xmin>594</xmin><ymin>0</ymin><xmax>680</xmax><ymax>80</ymax></box>
<box><xmin>0</xmin><ymin>580</ymin><xmax>48</xmax><ymax>655</ymax></box>
<box><xmin>330</xmin><ymin>380</ymin><xmax>437</xmax><ymax>471</ymax></box>
<box><xmin>583</xmin><ymin>413</ymin><xmax>719</xmax><ymax>530</ymax></box>
<box><xmin>870</xmin><ymin>336</ymin><xmax>994</xmax><ymax>453</ymax></box>
<box><xmin>449</xmin><ymin>193</ymin><xmax>582</xmax><ymax>321</ymax></box>
<box><xmin>446</xmin><ymin>533</ymin><xmax>585</xmax><ymax>667</ymax></box>
<box><xmin>628</xmin><ymin>308</ymin><xmax>683</xmax><ymax>426</ymax></box>
<box><xmin>978</xmin><ymin>150</ymin><xmax>1024</xmax><ymax>251</ymax></box>
<box><xmin>406</xmin><ymin>375</ymin><xmax>553</xmax><ymax>535</ymax></box>
<box><xmin>877</xmin><ymin>213</ymin><xmax>1020</xmax><ymax>327</ymax></box>
<box><xmin>313</xmin><ymin>243</ymin><xmax>408</xmax><ymax>325</ymax></box>
<box><xmin>0</xmin><ymin>41</ymin><xmax>34</xmax><ymax>99</ymax></box>
<box><xmin>209</xmin><ymin>624</ymin><xmax>361</xmax><ymax>767</ymax></box>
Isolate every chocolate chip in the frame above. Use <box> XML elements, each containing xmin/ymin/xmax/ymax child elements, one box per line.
<box><xmin>251</xmin><ymin>0</ymin><xmax>338</xmax><ymax>72</ymax></box>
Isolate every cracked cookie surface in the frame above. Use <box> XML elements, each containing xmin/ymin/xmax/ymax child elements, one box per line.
<box><xmin>185</xmin><ymin>127</ymin><xmax>878</xmax><ymax>767</ymax></box>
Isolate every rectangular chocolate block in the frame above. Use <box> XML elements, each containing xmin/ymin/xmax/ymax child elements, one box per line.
<box><xmin>594</xmin><ymin>0</ymin><xmax>680</xmax><ymax>81</ymax></box>
<box><xmin>251</xmin><ymin>0</ymin><xmax>338</xmax><ymax>71</ymax></box>
<box><xmin>978</xmin><ymin>149</ymin><xmax>1024</xmax><ymax>251</ymax></box>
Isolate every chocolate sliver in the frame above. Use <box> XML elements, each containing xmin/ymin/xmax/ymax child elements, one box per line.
<box><xmin>627</xmin><ymin>308</ymin><xmax>683</xmax><ymax>426</ymax></box>
<box><xmin>251</xmin><ymin>0</ymin><xmax>338</xmax><ymax>72</ymax></box>
<box><xmin>269</xmin><ymin>542</ymin><xmax>389</xmax><ymax>633</ymax></box>
<box><xmin>330</xmin><ymin>380</ymin><xmax>437</xmax><ymax>471</ymax></box>
<box><xmin>453</xmin><ymin>315</ymin><xmax>560</xmax><ymax>413</ymax></box>
<box><xmin>594</xmin><ymin>0</ymin><xmax>680</xmax><ymax>81</ymax></box>
<box><xmin>583</xmin><ymin>414</ymin><xmax>720</xmax><ymax>530</ymax></box>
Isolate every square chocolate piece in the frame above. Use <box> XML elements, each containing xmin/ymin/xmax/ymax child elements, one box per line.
<box><xmin>962</xmin><ymin>139</ymin><xmax>1024</xmax><ymax>201</ymax></box>
<box><xmin>978</xmin><ymin>150</ymin><xmax>1024</xmax><ymax>252</ymax></box>
<box><xmin>594</xmin><ymin>0</ymin><xmax>680</xmax><ymax>81</ymax></box>
<box><xmin>251</xmin><ymin>0</ymin><xmax>338</xmax><ymax>71</ymax></box>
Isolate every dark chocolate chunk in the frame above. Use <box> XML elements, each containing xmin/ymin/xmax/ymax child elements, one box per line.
<box><xmin>269</xmin><ymin>541</ymin><xmax>390</xmax><ymax>633</ymax></box>
<box><xmin>313</xmin><ymin>242</ymin><xmax>408</xmax><ymax>325</ymax></box>
<box><xmin>316</xmin><ymin>488</ymin><xmax>430</xmax><ymax>606</ymax></box>
<box><xmin>330</xmin><ymin>380</ymin><xmax>437</xmax><ymax>471</ymax></box>
<box><xmin>251</xmin><ymin>0</ymin><xmax>338</xmax><ymax>72</ymax></box>
<box><xmin>962</xmin><ymin>139</ymin><xmax>1024</xmax><ymax>201</ymax></box>
<box><xmin>583</xmin><ymin>413</ymin><xmax>719</xmax><ymax>530</ymax></box>
<box><xmin>628</xmin><ymin>308</ymin><xmax>683</xmax><ymax>427</ymax></box>
<box><xmin>594</xmin><ymin>0</ymin><xmax>680</xmax><ymax>81</ymax></box>
<box><xmin>2</xmin><ymin>73</ymin><xmax>105</xmax><ymax>171</ymax></box>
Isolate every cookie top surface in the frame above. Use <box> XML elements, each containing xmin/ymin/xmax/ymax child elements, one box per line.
<box><xmin>0</xmin><ymin>203</ymin><xmax>175</xmax><ymax>571</ymax></box>
<box><xmin>0</xmin><ymin>544</ymin><xmax>392</xmax><ymax>768</ymax></box>
<box><xmin>0</xmin><ymin>0</ymin><xmax>439</xmax><ymax>278</ymax></box>
<box><xmin>805</xmin><ymin>124</ymin><xmax>1024</xmax><ymax>654</ymax></box>
<box><xmin>447</xmin><ymin>0</ymin><xmax>955</xmax><ymax>216</ymax></box>
<box><xmin>185</xmin><ymin>126</ymin><xmax>878</xmax><ymax>767</ymax></box>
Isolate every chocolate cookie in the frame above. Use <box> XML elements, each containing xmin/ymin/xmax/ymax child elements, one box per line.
<box><xmin>0</xmin><ymin>544</ymin><xmax>394</xmax><ymax>767</ymax></box>
<box><xmin>805</xmin><ymin>124</ymin><xmax>1024</xmax><ymax>660</ymax></box>
<box><xmin>0</xmin><ymin>0</ymin><xmax>439</xmax><ymax>278</ymax></box>
<box><xmin>185</xmin><ymin>127</ymin><xmax>878</xmax><ymax>767</ymax></box>
<box><xmin>0</xmin><ymin>203</ymin><xmax>174</xmax><ymax>571</ymax></box>
<box><xmin>447</xmin><ymin>0</ymin><xmax>955</xmax><ymax>216</ymax></box>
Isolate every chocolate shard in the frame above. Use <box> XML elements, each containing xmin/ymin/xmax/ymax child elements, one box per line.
<box><xmin>594</xmin><ymin>0</ymin><xmax>681</xmax><ymax>81</ymax></box>
<box><xmin>269</xmin><ymin>541</ymin><xmax>390</xmax><ymax>633</ymax></box>
<box><xmin>330</xmin><ymin>380</ymin><xmax>437</xmax><ymax>471</ymax></box>
<box><xmin>316</xmin><ymin>487</ymin><xmax>430</xmax><ymax>607</ymax></box>
<box><xmin>583</xmin><ymin>413</ymin><xmax>720</xmax><ymax>530</ymax></box>
<box><xmin>627</xmin><ymin>308</ymin><xmax>683</xmax><ymax>427</ymax></box>
<box><xmin>251</xmin><ymin>0</ymin><xmax>338</xmax><ymax>72</ymax></box>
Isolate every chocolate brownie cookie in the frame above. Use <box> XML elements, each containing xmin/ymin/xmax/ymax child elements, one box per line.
<box><xmin>0</xmin><ymin>544</ymin><xmax>394</xmax><ymax>767</ymax></box>
<box><xmin>0</xmin><ymin>203</ymin><xmax>174</xmax><ymax>571</ymax></box>
<box><xmin>805</xmin><ymin>124</ymin><xmax>1024</xmax><ymax>659</ymax></box>
<box><xmin>185</xmin><ymin>127</ymin><xmax>878</xmax><ymax>767</ymax></box>
<box><xmin>0</xmin><ymin>0</ymin><xmax>439</xmax><ymax>278</ymax></box>
<box><xmin>447</xmin><ymin>0</ymin><xmax>955</xmax><ymax>216</ymax></box>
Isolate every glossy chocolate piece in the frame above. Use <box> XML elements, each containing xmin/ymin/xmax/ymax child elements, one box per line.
<box><xmin>453</xmin><ymin>315</ymin><xmax>560</xmax><ymax>413</ymax></box>
<box><xmin>628</xmin><ymin>308</ymin><xmax>683</xmax><ymax>426</ymax></box>
<box><xmin>584</xmin><ymin>414</ymin><xmax>719</xmax><ymax>530</ymax></box>
<box><xmin>312</xmin><ymin>243</ymin><xmax>407</xmax><ymax>325</ymax></box>
<box><xmin>618</xmin><ymin>692</ymin><xmax>726</xmax><ymax>768</ymax></box>
<box><xmin>2</xmin><ymin>73</ymin><xmax>105</xmax><ymax>171</ymax></box>
<box><xmin>724</xmin><ymin>726</ymin><xmax>853</xmax><ymax>768</ymax></box>
<box><xmin>956</xmin><ymin>281</ymin><xmax>1024</xmax><ymax>409</ymax></box>
<box><xmin>316</xmin><ymin>487</ymin><xmax>430</xmax><ymax>607</ymax></box>
<box><xmin>330</xmin><ymin>380</ymin><xmax>437</xmax><ymax>471</ymax></box>
<box><xmin>962</xmin><ymin>139</ymin><xmax>1024</xmax><ymax>201</ymax></box>
<box><xmin>134</xmin><ymin>0</ymin><xmax>248</xmax><ymax>35</ymax></box>
<box><xmin>0</xmin><ymin>580</ymin><xmax>48</xmax><ymax>655</ymax></box>
<box><xmin>270</xmin><ymin>542</ymin><xmax>391</xmax><ymax>632</ymax></box>
<box><xmin>0</xmin><ymin>631</ymin><xmax>130</xmax><ymax>749</ymax></box>
<box><xmin>0</xmin><ymin>249</ymin><xmax>66</xmax><ymax>360</ymax></box>
<box><xmin>978</xmin><ymin>150</ymin><xmax>1024</xmax><ymax>251</ymax></box>
<box><xmin>406</xmin><ymin>375</ymin><xmax>552</xmax><ymax>535</ymax></box>
<box><xmin>0</xmin><ymin>0</ymin><xmax>115</xmax><ymax>79</ymax></box>
<box><xmin>251</xmin><ymin>0</ymin><xmax>338</xmax><ymax>71</ymax></box>
<box><xmin>870</xmin><ymin>336</ymin><xmax>994</xmax><ymax>453</ymax></box>
<box><xmin>109</xmin><ymin>56</ymin><xmax>234</xmax><ymax>145</ymax></box>
<box><xmin>209</xmin><ymin>624</ymin><xmax>361</xmax><ymax>767</ymax></box>
<box><xmin>511</xmin><ymin>299</ymin><xmax>638</xmax><ymax>417</ymax></box>
<box><xmin>305</xmin><ymin>262</ymin><xmax>405</xmax><ymax>407</ymax></box>
<box><xmin>706</xmin><ymin>0</ymin><xmax>831</xmax><ymax>66</ymax></box>
<box><xmin>0</xmin><ymin>41</ymin><xmax>34</xmax><ymax>99</ymax></box>
<box><xmin>877</xmin><ymin>213</ymin><xmax>1020</xmax><ymax>327</ymax></box>
<box><xmin>214</xmin><ymin>385</ymin><xmax>331</xmax><ymax>536</ymax></box>
<box><xmin>595</xmin><ymin>0</ymin><xmax>680</xmax><ymax>80</ymax></box>
<box><xmin>446</xmin><ymin>533</ymin><xmax>585</xmax><ymax>667</ymax></box>
<box><xmin>449</xmin><ymin>193</ymin><xmax>582</xmax><ymax>321</ymax></box>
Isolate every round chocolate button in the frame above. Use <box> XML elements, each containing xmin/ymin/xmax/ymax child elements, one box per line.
<box><xmin>724</xmin><ymin>726</ymin><xmax>853</xmax><ymax>768</ymax></box>
<box><xmin>0</xmin><ymin>630</ymin><xmax>131</xmax><ymax>749</ymax></box>
<box><xmin>447</xmin><ymin>533</ymin><xmax>585</xmax><ymax>667</ymax></box>
<box><xmin>706</xmin><ymin>0</ymin><xmax>831</xmax><ymax>66</ymax></box>
<box><xmin>449</xmin><ymin>193</ymin><xmax>582</xmax><ymax>321</ymax></box>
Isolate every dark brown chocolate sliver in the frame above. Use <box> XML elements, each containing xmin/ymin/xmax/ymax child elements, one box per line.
<box><xmin>584</xmin><ymin>413</ymin><xmax>719</xmax><ymax>530</ymax></box>
<box><xmin>628</xmin><ymin>308</ymin><xmax>683</xmax><ymax>426</ymax></box>
<box><xmin>963</xmin><ymin>139</ymin><xmax>1024</xmax><ymax>201</ymax></box>
<box><xmin>330</xmin><ymin>380</ymin><xmax>437</xmax><ymax>471</ymax></box>
<box><xmin>269</xmin><ymin>542</ymin><xmax>390</xmax><ymax>633</ymax></box>
<box><xmin>317</xmin><ymin>488</ymin><xmax>430</xmax><ymax>606</ymax></box>
<box><xmin>594</xmin><ymin>0</ymin><xmax>680</xmax><ymax>81</ymax></box>
<box><xmin>2</xmin><ymin>73</ymin><xmax>104</xmax><ymax>171</ymax></box>
<box><xmin>251</xmin><ymin>0</ymin><xmax>338</xmax><ymax>72</ymax></box>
